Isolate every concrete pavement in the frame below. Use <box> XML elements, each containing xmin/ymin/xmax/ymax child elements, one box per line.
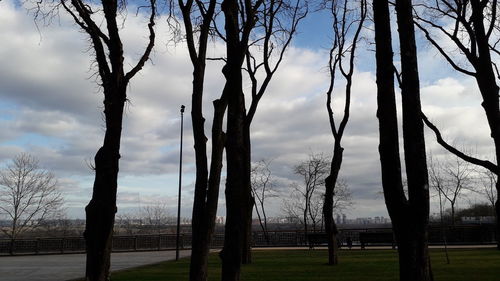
<box><xmin>0</xmin><ymin>250</ymin><xmax>191</xmax><ymax>281</ymax></box>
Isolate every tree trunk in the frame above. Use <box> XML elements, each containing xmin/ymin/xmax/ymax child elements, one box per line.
<box><xmin>496</xmin><ymin>181</ymin><xmax>500</xmax><ymax>250</ymax></box>
<box><xmin>189</xmin><ymin>62</ymin><xmax>226</xmax><ymax>280</ymax></box>
<box><xmin>241</xmin><ymin>123</ymin><xmax>253</xmax><ymax>265</ymax></box>
<box><xmin>181</xmin><ymin>0</ymin><xmax>223</xmax><ymax>277</ymax></box>
<box><xmin>84</xmin><ymin>85</ymin><xmax>125</xmax><ymax>281</ymax></box>
<box><xmin>304</xmin><ymin>206</ymin><xmax>308</xmax><ymax>238</ymax></box>
<box><xmin>220</xmin><ymin>75</ymin><xmax>247</xmax><ymax>280</ymax></box>
<box><xmin>189</xmin><ymin>63</ymin><xmax>210</xmax><ymax>281</ymax></box>
<box><xmin>450</xmin><ymin>203</ymin><xmax>455</xmax><ymax>226</ymax></box>
<box><xmin>241</xmin><ymin>194</ymin><xmax>253</xmax><ymax>264</ymax></box>
<box><xmin>261</xmin><ymin>201</ymin><xmax>270</xmax><ymax>245</ymax></box>
<box><xmin>469</xmin><ymin>1</ymin><xmax>500</xmax><ymax>249</ymax></box>
<box><xmin>255</xmin><ymin>196</ymin><xmax>270</xmax><ymax>244</ymax></box>
<box><xmin>395</xmin><ymin>228</ymin><xmax>432</xmax><ymax>281</ymax></box>
<box><xmin>9</xmin><ymin>218</ymin><xmax>16</xmax><ymax>254</ymax></box>
<box><xmin>219</xmin><ymin>0</ymin><xmax>258</xmax><ymax>275</ymax></box>
<box><xmin>396</xmin><ymin>0</ymin><xmax>432</xmax><ymax>278</ymax></box>
<box><xmin>220</xmin><ymin>0</ymin><xmax>248</xmax><ymax>274</ymax></box>
<box><xmin>323</xmin><ymin>143</ymin><xmax>343</xmax><ymax>265</ymax></box>
<box><xmin>374</xmin><ymin>0</ymin><xmax>433</xmax><ymax>280</ymax></box>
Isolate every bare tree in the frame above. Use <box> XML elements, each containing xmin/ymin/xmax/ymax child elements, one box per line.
<box><xmin>31</xmin><ymin>1</ymin><xmax>157</xmax><ymax>279</ymax></box>
<box><xmin>373</xmin><ymin>0</ymin><xmax>433</xmax><ymax>280</ymax></box>
<box><xmin>218</xmin><ymin>0</ymin><xmax>306</xmax><ymax>275</ymax></box>
<box><xmin>282</xmin><ymin>182</ymin><xmax>325</xmax><ymax>232</ymax></box>
<box><xmin>479</xmin><ymin>169</ymin><xmax>498</xmax><ymax>211</ymax></box>
<box><xmin>331</xmin><ymin>180</ymin><xmax>354</xmax><ymax>213</ymax></box>
<box><xmin>322</xmin><ymin>0</ymin><xmax>366</xmax><ymax>265</ymax></box>
<box><xmin>218</xmin><ymin>0</ymin><xmax>260</xmax><ymax>273</ymax></box>
<box><xmin>241</xmin><ymin>0</ymin><xmax>307</xmax><ymax>264</ymax></box>
<box><xmin>429</xmin><ymin>154</ymin><xmax>474</xmax><ymax>225</ymax></box>
<box><xmin>176</xmin><ymin>0</ymin><xmax>226</xmax><ymax>279</ymax></box>
<box><xmin>428</xmin><ymin>154</ymin><xmax>451</xmax><ymax>264</ymax></box>
<box><xmin>281</xmin><ymin>184</ymin><xmax>306</xmax><ymax>224</ymax></box>
<box><xmin>115</xmin><ymin>213</ymin><xmax>138</xmax><ymax>235</ymax></box>
<box><xmin>141</xmin><ymin>201</ymin><xmax>172</xmax><ymax>234</ymax></box>
<box><xmin>282</xmin><ymin>164</ymin><xmax>352</xmax><ymax>236</ymax></box>
<box><xmin>0</xmin><ymin>153</ymin><xmax>63</xmax><ymax>241</ymax></box>
<box><xmin>293</xmin><ymin>153</ymin><xmax>329</xmax><ymax>235</ymax></box>
<box><xmin>414</xmin><ymin>0</ymin><xmax>500</xmax><ymax>249</ymax></box>
<box><xmin>250</xmin><ymin>159</ymin><xmax>277</xmax><ymax>244</ymax></box>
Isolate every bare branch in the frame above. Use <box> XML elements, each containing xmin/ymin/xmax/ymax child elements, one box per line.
<box><xmin>413</xmin><ymin>19</ymin><xmax>476</xmax><ymax>76</ymax></box>
<box><xmin>125</xmin><ymin>0</ymin><xmax>156</xmax><ymax>81</ymax></box>
<box><xmin>422</xmin><ymin>111</ymin><xmax>498</xmax><ymax>174</ymax></box>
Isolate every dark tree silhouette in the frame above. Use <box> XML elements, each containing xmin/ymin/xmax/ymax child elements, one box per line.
<box><xmin>177</xmin><ymin>0</ymin><xmax>226</xmax><ymax>280</ymax></box>
<box><xmin>218</xmin><ymin>0</ymin><xmax>305</xmax><ymax>275</ymax></box>
<box><xmin>373</xmin><ymin>0</ymin><xmax>433</xmax><ymax>280</ymax></box>
<box><xmin>241</xmin><ymin>0</ymin><xmax>306</xmax><ymax>264</ymax></box>
<box><xmin>322</xmin><ymin>0</ymin><xmax>366</xmax><ymax>265</ymax></box>
<box><xmin>218</xmin><ymin>0</ymin><xmax>261</xmax><ymax>276</ymax></box>
<box><xmin>414</xmin><ymin>0</ymin><xmax>500</xmax><ymax>249</ymax></box>
<box><xmin>35</xmin><ymin>1</ymin><xmax>157</xmax><ymax>280</ymax></box>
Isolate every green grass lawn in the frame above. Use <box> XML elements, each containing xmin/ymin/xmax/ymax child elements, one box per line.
<box><xmin>110</xmin><ymin>248</ymin><xmax>500</xmax><ymax>281</ymax></box>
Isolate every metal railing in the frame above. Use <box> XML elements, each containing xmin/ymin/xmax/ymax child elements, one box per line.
<box><xmin>0</xmin><ymin>225</ymin><xmax>496</xmax><ymax>255</ymax></box>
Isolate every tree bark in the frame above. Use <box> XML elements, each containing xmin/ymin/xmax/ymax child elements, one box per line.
<box><xmin>219</xmin><ymin>0</ymin><xmax>258</xmax><ymax>276</ymax></box>
<box><xmin>373</xmin><ymin>0</ymin><xmax>432</xmax><ymax>280</ymax></box>
<box><xmin>241</xmin><ymin>123</ymin><xmax>254</xmax><ymax>264</ymax></box>
<box><xmin>220</xmin><ymin>0</ymin><xmax>247</xmax><ymax>277</ymax></box>
<box><xmin>83</xmin><ymin>6</ymin><xmax>129</xmax><ymax>278</ymax></box>
<box><xmin>322</xmin><ymin>0</ymin><xmax>364</xmax><ymax>265</ymax></box>
<box><xmin>189</xmin><ymin>63</ymin><xmax>211</xmax><ymax>281</ymax></box>
<box><xmin>64</xmin><ymin>1</ymin><xmax>157</xmax><ymax>279</ymax></box>
<box><xmin>469</xmin><ymin>0</ymin><xmax>500</xmax><ymax>248</ymax></box>
<box><xmin>85</xmin><ymin>85</ymin><xmax>126</xmax><ymax>281</ymax></box>
<box><xmin>396</xmin><ymin>0</ymin><xmax>432</xmax><ymax>278</ymax></box>
<box><xmin>220</xmin><ymin>75</ymin><xmax>247</xmax><ymax>281</ymax></box>
<box><xmin>189</xmin><ymin>68</ymin><xmax>226</xmax><ymax>280</ymax></box>
<box><xmin>496</xmin><ymin>182</ymin><xmax>500</xmax><ymax>249</ymax></box>
<box><xmin>416</xmin><ymin>0</ymin><xmax>500</xmax><ymax>249</ymax></box>
<box><xmin>323</xmin><ymin>143</ymin><xmax>343</xmax><ymax>265</ymax></box>
<box><xmin>241</xmin><ymin>187</ymin><xmax>254</xmax><ymax>264</ymax></box>
<box><xmin>178</xmin><ymin>0</ymin><xmax>225</xmax><ymax>278</ymax></box>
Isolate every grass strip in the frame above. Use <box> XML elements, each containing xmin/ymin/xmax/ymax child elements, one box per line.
<box><xmin>110</xmin><ymin>248</ymin><xmax>500</xmax><ymax>281</ymax></box>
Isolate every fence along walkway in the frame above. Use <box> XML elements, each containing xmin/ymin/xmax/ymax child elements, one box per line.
<box><xmin>0</xmin><ymin>225</ymin><xmax>496</xmax><ymax>255</ymax></box>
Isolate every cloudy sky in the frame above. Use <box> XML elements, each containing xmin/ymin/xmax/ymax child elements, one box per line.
<box><xmin>0</xmin><ymin>0</ymin><xmax>495</xmax><ymax>220</ymax></box>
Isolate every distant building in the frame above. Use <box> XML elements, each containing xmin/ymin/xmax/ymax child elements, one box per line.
<box><xmin>461</xmin><ymin>216</ymin><xmax>495</xmax><ymax>224</ymax></box>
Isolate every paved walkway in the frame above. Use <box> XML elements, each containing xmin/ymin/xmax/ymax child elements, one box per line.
<box><xmin>0</xmin><ymin>250</ymin><xmax>191</xmax><ymax>281</ymax></box>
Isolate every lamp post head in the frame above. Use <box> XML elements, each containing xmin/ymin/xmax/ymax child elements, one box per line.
<box><xmin>180</xmin><ymin>105</ymin><xmax>185</xmax><ymax>113</ymax></box>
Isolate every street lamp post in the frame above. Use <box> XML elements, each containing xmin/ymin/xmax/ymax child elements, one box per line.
<box><xmin>176</xmin><ymin>105</ymin><xmax>185</xmax><ymax>261</ymax></box>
